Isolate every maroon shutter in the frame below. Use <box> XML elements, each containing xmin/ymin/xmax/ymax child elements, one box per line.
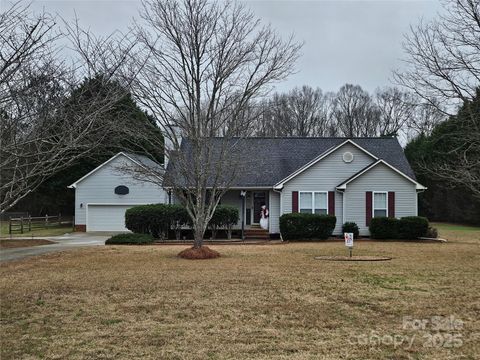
<box><xmin>328</xmin><ymin>191</ymin><xmax>335</xmax><ymax>215</ymax></box>
<box><xmin>366</xmin><ymin>191</ymin><xmax>373</xmax><ymax>226</ymax></box>
<box><xmin>388</xmin><ymin>192</ymin><xmax>395</xmax><ymax>218</ymax></box>
<box><xmin>292</xmin><ymin>191</ymin><xmax>299</xmax><ymax>213</ymax></box>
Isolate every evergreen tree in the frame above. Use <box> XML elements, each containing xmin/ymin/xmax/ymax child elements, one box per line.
<box><xmin>12</xmin><ymin>77</ymin><xmax>164</xmax><ymax>216</ymax></box>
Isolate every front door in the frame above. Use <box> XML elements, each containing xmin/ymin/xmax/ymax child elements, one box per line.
<box><xmin>253</xmin><ymin>192</ymin><xmax>267</xmax><ymax>223</ymax></box>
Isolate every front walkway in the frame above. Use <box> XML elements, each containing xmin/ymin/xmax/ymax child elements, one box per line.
<box><xmin>0</xmin><ymin>233</ymin><xmax>108</xmax><ymax>263</ymax></box>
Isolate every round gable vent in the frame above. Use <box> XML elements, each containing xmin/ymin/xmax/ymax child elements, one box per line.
<box><xmin>114</xmin><ymin>185</ymin><xmax>129</xmax><ymax>195</ymax></box>
<box><xmin>343</xmin><ymin>151</ymin><xmax>354</xmax><ymax>163</ymax></box>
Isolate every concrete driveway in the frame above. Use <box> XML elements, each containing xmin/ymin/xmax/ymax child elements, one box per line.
<box><xmin>0</xmin><ymin>232</ymin><xmax>109</xmax><ymax>263</ymax></box>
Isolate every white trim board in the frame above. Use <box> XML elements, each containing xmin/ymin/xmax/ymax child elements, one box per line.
<box><xmin>273</xmin><ymin>139</ymin><xmax>378</xmax><ymax>190</ymax></box>
<box><xmin>336</xmin><ymin>159</ymin><xmax>427</xmax><ymax>190</ymax></box>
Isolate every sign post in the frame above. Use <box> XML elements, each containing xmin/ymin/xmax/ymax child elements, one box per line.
<box><xmin>344</xmin><ymin>232</ymin><xmax>354</xmax><ymax>257</ymax></box>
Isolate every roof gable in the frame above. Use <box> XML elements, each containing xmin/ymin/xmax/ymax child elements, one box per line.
<box><xmin>273</xmin><ymin>139</ymin><xmax>378</xmax><ymax>189</ymax></box>
<box><xmin>68</xmin><ymin>152</ymin><xmax>163</xmax><ymax>188</ymax></box>
<box><xmin>336</xmin><ymin>159</ymin><xmax>426</xmax><ymax>190</ymax></box>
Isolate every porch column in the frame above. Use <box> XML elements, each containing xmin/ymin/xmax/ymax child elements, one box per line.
<box><xmin>240</xmin><ymin>190</ymin><xmax>246</xmax><ymax>240</ymax></box>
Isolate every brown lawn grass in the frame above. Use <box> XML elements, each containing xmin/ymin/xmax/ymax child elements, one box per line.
<box><xmin>1</xmin><ymin>225</ymin><xmax>479</xmax><ymax>359</ymax></box>
<box><xmin>0</xmin><ymin>239</ymin><xmax>55</xmax><ymax>249</ymax></box>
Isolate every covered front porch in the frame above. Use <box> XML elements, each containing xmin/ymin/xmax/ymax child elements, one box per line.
<box><xmin>219</xmin><ymin>188</ymin><xmax>281</xmax><ymax>236</ymax></box>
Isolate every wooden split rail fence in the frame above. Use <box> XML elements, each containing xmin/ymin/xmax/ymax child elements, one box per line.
<box><xmin>8</xmin><ymin>214</ymin><xmax>71</xmax><ymax>234</ymax></box>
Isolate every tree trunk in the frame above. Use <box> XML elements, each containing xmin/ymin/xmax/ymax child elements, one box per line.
<box><xmin>193</xmin><ymin>222</ymin><xmax>206</xmax><ymax>248</ymax></box>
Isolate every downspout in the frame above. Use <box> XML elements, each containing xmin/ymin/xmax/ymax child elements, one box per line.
<box><xmin>335</xmin><ymin>187</ymin><xmax>346</xmax><ymax>233</ymax></box>
<box><xmin>415</xmin><ymin>189</ymin><xmax>426</xmax><ymax>216</ymax></box>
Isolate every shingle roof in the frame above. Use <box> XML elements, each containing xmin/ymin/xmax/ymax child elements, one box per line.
<box><xmin>123</xmin><ymin>152</ymin><xmax>164</xmax><ymax>174</ymax></box>
<box><xmin>164</xmin><ymin>137</ymin><xmax>415</xmax><ymax>187</ymax></box>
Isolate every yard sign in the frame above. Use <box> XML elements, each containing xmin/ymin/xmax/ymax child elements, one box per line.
<box><xmin>344</xmin><ymin>232</ymin><xmax>354</xmax><ymax>257</ymax></box>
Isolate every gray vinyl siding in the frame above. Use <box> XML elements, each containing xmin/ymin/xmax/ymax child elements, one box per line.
<box><xmin>269</xmin><ymin>190</ymin><xmax>280</xmax><ymax>233</ymax></box>
<box><xmin>345</xmin><ymin>163</ymin><xmax>418</xmax><ymax>236</ymax></box>
<box><xmin>74</xmin><ymin>155</ymin><xmax>167</xmax><ymax>225</ymax></box>
<box><xmin>281</xmin><ymin>143</ymin><xmax>376</xmax><ymax>234</ymax></box>
<box><xmin>220</xmin><ymin>190</ymin><xmax>243</xmax><ymax>228</ymax></box>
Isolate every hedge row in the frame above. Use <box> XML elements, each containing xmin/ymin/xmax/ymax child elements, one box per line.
<box><xmin>369</xmin><ymin>216</ymin><xmax>429</xmax><ymax>239</ymax></box>
<box><xmin>105</xmin><ymin>233</ymin><xmax>154</xmax><ymax>245</ymax></box>
<box><xmin>279</xmin><ymin>213</ymin><xmax>336</xmax><ymax>241</ymax></box>
<box><xmin>209</xmin><ymin>205</ymin><xmax>239</xmax><ymax>240</ymax></box>
<box><xmin>125</xmin><ymin>204</ymin><xmax>190</xmax><ymax>239</ymax></box>
<box><xmin>125</xmin><ymin>204</ymin><xmax>239</xmax><ymax>240</ymax></box>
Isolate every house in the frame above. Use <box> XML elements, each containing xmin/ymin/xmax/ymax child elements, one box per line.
<box><xmin>164</xmin><ymin>137</ymin><xmax>426</xmax><ymax>237</ymax></box>
<box><xmin>68</xmin><ymin>152</ymin><xmax>167</xmax><ymax>232</ymax></box>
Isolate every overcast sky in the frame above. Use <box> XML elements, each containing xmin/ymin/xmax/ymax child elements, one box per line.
<box><xmin>13</xmin><ymin>0</ymin><xmax>443</xmax><ymax>93</ymax></box>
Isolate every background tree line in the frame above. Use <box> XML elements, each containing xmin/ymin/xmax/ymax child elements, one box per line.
<box><xmin>252</xmin><ymin>84</ymin><xmax>444</xmax><ymax>140</ymax></box>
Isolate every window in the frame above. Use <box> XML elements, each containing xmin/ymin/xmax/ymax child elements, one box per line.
<box><xmin>299</xmin><ymin>192</ymin><xmax>312</xmax><ymax>213</ymax></box>
<box><xmin>299</xmin><ymin>191</ymin><xmax>328</xmax><ymax>214</ymax></box>
<box><xmin>373</xmin><ymin>192</ymin><xmax>387</xmax><ymax>217</ymax></box>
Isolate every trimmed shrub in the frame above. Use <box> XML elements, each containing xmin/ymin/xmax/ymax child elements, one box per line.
<box><xmin>170</xmin><ymin>205</ymin><xmax>191</xmax><ymax>240</ymax></box>
<box><xmin>342</xmin><ymin>222</ymin><xmax>359</xmax><ymax>238</ymax></box>
<box><xmin>105</xmin><ymin>233</ymin><xmax>154</xmax><ymax>245</ymax></box>
<box><xmin>125</xmin><ymin>204</ymin><xmax>191</xmax><ymax>239</ymax></box>
<box><xmin>280</xmin><ymin>213</ymin><xmax>336</xmax><ymax>241</ymax></box>
<box><xmin>398</xmin><ymin>216</ymin><xmax>429</xmax><ymax>239</ymax></box>
<box><xmin>369</xmin><ymin>216</ymin><xmax>430</xmax><ymax>240</ymax></box>
<box><xmin>209</xmin><ymin>205</ymin><xmax>240</xmax><ymax>239</ymax></box>
<box><xmin>369</xmin><ymin>217</ymin><xmax>399</xmax><ymax>239</ymax></box>
<box><xmin>426</xmin><ymin>226</ymin><xmax>438</xmax><ymax>239</ymax></box>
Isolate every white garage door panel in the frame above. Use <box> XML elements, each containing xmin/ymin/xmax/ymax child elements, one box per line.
<box><xmin>87</xmin><ymin>205</ymin><xmax>134</xmax><ymax>231</ymax></box>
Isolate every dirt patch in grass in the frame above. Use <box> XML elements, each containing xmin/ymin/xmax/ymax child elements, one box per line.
<box><xmin>178</xmin><ymin>246</ymin><xmax>220</xmax><ymax>259</ymax></box>
<box><xmin>0</xmin><ymin>239</ymin><xmax>55</xmax><ymax>249</ymax></box>
<box><xmin>1</xmin><ymin>237</ymin><xmax>479</xmax><ymax>359</ymax></box>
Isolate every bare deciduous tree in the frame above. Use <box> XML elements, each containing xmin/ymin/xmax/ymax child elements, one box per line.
<box><xmin>374</xmin><ymin>87</ymin><xmax>417</xmax><ymax>136</ymax></box>
<box><xmin>332</xmin><ymin>84</ymin><xmax>380</xmax><ymax>137</ymax></box>
<box><xmin>256</xmin><ymin>86</ymin><xmax>332</xmax><ymax>137</ymax></box>
<box><xmin>127</xmin><ymin>0</ymin><xmax>301</xmax><ymax>248</ymax></box>
<box><xmin>0</xmin><ymin>3</ymin><xmax>139</xmax><ymax>213</ymax></box>
<box><xmin>394</xmin><ymin>0</ymin><xmax>480</xmax><ymax>110</ymax></box>
<box><xmin>407</xmin><ymin>99</ymin><xmax>447</xmax><ymax>139</ymax></box>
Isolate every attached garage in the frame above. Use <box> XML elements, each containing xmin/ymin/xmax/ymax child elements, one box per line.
<box><xmin>86</xmin><ymin>204</ymin><xmax>137</xmax><ymax>232</ymax></box>
<box><xmin>69</xmin><ymin>152</ymin><xmax>167</xmax><ymax>232</ymax></box>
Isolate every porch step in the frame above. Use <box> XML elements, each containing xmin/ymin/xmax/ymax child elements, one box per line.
<box><xmin>244</xmin><ymin>228</ymin><xmax>270</xmax><ymax>240</ymax></box>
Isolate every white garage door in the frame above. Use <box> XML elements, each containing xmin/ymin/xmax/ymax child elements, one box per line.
<box><xmin>87</xmin><ymin>205</ymin><xmax>135</xmax><ymax>232</ymax></box>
